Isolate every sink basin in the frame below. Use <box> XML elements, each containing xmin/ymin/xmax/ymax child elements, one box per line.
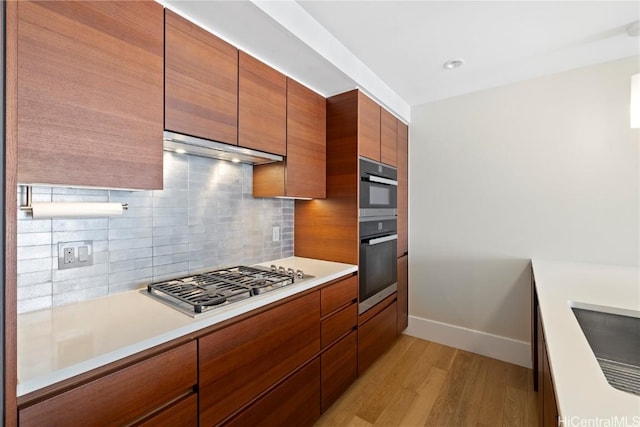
<box><xmin>571</xmin><ymin>303</ymin><xmax>640</xmax><ymax>396</ymax></box>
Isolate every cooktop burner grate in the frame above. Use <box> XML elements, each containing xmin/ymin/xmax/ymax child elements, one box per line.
<box><xmin>146</xmin><ymin>266</ymin><xmax>295</xmax><ymax>315</ymax></box>
<box><xmin>207</xmin><ymin>266</ymin><xmax>295</xmax><ymax>289</ymax></box>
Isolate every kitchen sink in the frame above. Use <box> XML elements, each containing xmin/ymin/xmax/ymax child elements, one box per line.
<box><xmin>571</xmin><ymin>303</ymin><xmax>640</xmax><ymax>396</ymax></box>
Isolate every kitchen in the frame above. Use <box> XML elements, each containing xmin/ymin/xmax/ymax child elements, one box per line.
<box><xmin>2</xmin><ymin>1</ymin><xmax>639</xmax><ymax>426</ymax></box>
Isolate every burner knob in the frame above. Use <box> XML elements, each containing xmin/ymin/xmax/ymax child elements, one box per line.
<box><xmin>286</xmin><ymin>268</ymin><xmax>295</xmax><ymax>278</ymax></box>
<box><xmin>270</xmin><ymin>265</ymin><xmax>278</xmax><ymax>272</ymax></box>
<box><xmin>296</xmin><ymin>269</ymin><xmax>305</xmax><ymax>279</ymax></box>
<box><xmin>278</xmin><ymin>266</ymin><xmax>286</xmax><ymax>274</ymax></box>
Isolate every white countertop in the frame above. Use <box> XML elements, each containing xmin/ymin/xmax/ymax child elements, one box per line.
<box><xmin>532</xmin><ymin>259</ymin><xmax>640</xmax><ymax>424</ymax></box>
<box><xmin>17</xmin><ymin>257</ymin><xmax>357</xmax><ymax>397</ymax></box>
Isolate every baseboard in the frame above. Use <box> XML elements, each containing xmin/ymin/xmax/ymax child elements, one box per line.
<box><xmin>404</xmin><ymin>315</ymin><xmax>532</xmax><ymax>368</ymax></box>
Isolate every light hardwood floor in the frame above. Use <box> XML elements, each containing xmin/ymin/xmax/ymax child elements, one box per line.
<box><xmin>316</xmin><ymin>334</ymin><xmax>538</xmax><ymax>427</ymax></box>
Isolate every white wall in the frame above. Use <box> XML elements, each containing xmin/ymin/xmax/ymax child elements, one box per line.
<box><xmin>407</xmin><ymin>56</ymin><xmax>639</xmax><ymax>366</ymax></box>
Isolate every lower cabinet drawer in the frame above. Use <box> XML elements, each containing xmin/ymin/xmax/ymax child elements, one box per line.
<box><xmin>138</xmin><ymin>393</ymin><xmax>198</xmax><ymax>427</ymax></box>
<box><xmin>226</xmin><ymin>358</ymin><xmax>321</xmax><ymax>427</ymax></box>
<box><xmin>321</xmin><ymin>274</ymin><xmax>358</xmax><ymax>317</ymax></box>
<box><xmin>199</xmin><ymin>292</ymin><xmax>320</xmax><ymax>426</ymax></box>
<box><xmin>19</xmin><ymin>341</ymin><xmax>198</xmax><ymax>427</ymax></box>
<box><xmin>358</xmin><ymin>299</ymin><xmax>398</xmax><ymax>376</ymax></box>
<box><xmin>321</xmin><ymin>303</ymin><xmax>357</xmax><ymax>348</ymax></box>
<box><xmin>321</xmin><ymin>330</ymin><xmax>357</xmax><ymax>413</ymax></box>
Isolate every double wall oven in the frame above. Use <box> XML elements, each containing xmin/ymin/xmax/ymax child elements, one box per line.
<box><xmin>359</xmin><ymin>158</ymin><xmax>398</xmax><ymax>314</ymax></box>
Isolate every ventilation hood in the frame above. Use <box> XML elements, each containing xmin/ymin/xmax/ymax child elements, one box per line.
<box><xmin>163</xmin><ymin>131</ymin><xmax>283</xmax><ymax>165</ymax></box>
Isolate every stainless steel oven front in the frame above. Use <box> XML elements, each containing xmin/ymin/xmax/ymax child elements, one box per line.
<box><xmin>360</xmin><ymin>157</ymin><xmax>397</xmax><ymax>218</ymax></box>
<box><xmin>359</xmin><ymin>217</ymin><xmax>397</xmax><ymax>314</ymax></box>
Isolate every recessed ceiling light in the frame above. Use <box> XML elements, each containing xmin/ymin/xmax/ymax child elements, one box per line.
<box><xmin>175</xmin><ymin>148</ymin><xmax>186</xmax><ymax>154</ymax></box>
<box><xmin>443</xmin><ymin>59</ymin><xmax>464</xmax><ymax>70</ymax></box>
<box><xmin>231</xmin><ymin>158</ymin><xmax>241</xmax><ymax>163</ymax></box>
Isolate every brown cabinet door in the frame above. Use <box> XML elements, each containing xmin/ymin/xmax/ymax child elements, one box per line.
<box><xmin>15</xmin><ymin>1</ymin><xmax>163</xmax><ymax>190</ymax></box>
<box><xmin>321</xmin><ymin>274</ymin><xmax>358</xmax><ymax>317</ymax></box>
<box><xmin>321</xmin><ymin>303</ymin><xmax>357</xmax><ymax>348</ymax></box>
<box><xmin>542</xmin><ymin>345</ymin><xmax>559</xmax><ymax>427</ymax></box>
<box><xmin>252</xmin><ymin>78</ymin><xmax>326</xmax><ymax>198</ymax></box>
<box><xmin>199</xmin><ymin>292</ymin><xmax>320</xmax><ymax>426</ymax></box>
<box><xmin>397</xmin><ymin>255</ymin><xmax>409</xmax><ymax>333</ymax></box>
<box><xmin>294</xmin><ymin>89</ymin><xmax>360</xmax><ymax>265</ymax></box>
<box><xmin>239</xmin><ymin>52</ymin><xmax>287</xmax><ymax>155</ymax></box>
<box><xmin>380</xmin><ymin>108</ymin><xmax>398</xmax><ymax>166</ymax></box>
<box><xmin>226</xmin><ymin>358</ymin><xmax>321</xmax><ymax>427</ymax></box>
<box><xmin>532</xmin><ymin>280</ymin><xmax>539</xmax><ymax>391</ymax></box>
<box><xmin>358</xmin><ymin>299</ymin><xmax>398</xmax><ymax>375</ymax></box>
<box><xmin>321</xmin><ymin>331</ymin><xmax>357</xmax><ymax>413</ymax></box>
<box><xmin>537</xmin><ymin>309</ymin><xmax>545</xmax><ymax>422</ymax></box>
<box><xmin>137</xmin><ymin>394</ymin><xmax>198</xmax><ymax>427</ymax></box>
<box><xmin>19</xmin><ymin>342</ymin><xmax>197</xmax><ymax>427</ymax></box>
<box><xmin>536</xmin><ymin>305</ymin><xmax>559</xmax><ymax>427</ymax></box>
<box><xmin>165</xmin><ymin>10</ymin><xmax>238</xmax><ymax>145</ymax></box>
<box><xmin>358</xmin><ymin>92</ymin><xmax>381</xmax><ymax>161</ymax></box>
<box><xmin>397</xmin><ymin>121</ymin><xmax>409</xmax><ymax>257</ymax></box>
<box><xmin>285</xmin><ymin>78</ymin><xmax>326</xmax><ymax>198</ymax></box>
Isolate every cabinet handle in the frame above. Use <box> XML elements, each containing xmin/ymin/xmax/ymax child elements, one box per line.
<box><xmin>367</xmin><ymin>175</ymin><xmax>398</xmax><ymax>186</ymax></box>
<box><xmin>368</xmin><ymin>234</ymin><xmax>398</xmax><ymax>246</ymax></box>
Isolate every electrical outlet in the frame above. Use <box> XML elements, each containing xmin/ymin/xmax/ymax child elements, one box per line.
<box><xmin>272</xmin><ymin>226</ymin><xmax>280</xmax><ymax>242</ymax></box>
<box><xmin>58</xmin><ymin>241</ymin><xmax>93</xmax><ymax>270</ymax></box>
<box><xmin>63</xmin><ymin>248</ymin><xmax>75</xmax><ymax>264</ymax></box>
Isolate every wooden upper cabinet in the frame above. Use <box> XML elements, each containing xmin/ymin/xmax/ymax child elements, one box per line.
<box><xmin>357</xmin><ymin>92</ymin><xmax>381</xmax><ymax>162</ymax></box>
<box><xmin>239</xmin><ymin>52</ymin><xmax>287</xmax><ymax>156</ymax></box>
<box><xmin>397</xmin><ymin>121</ymin><xmax>409</xmax><ymax>257</ymax></box>
<box><xmin>253</xmin><ymin>78</ymin><xmax>326</xmax><ymax>198</ymax></box>
<box><xmin>356</xmin><ymin>91</ymin><xmax>398</xmax><ymax>168</ymax></box>
<box><xmin>165</xmin><ymin>9</ymin><xmax>238</xmax><ymax>145</ymax></box>
<box><xmin>284</xmin><ymin>79</ymin><xmax>326</xmax><ymax>198</ymax></box>
<box><xmin>15</xmin><ymin>1</ymin><xmax>164</xmax><ymax>190</ymax></box>
<box><xmin>380</xmin><ymin>108</ymin><xmax>398</xmax><ymax>167</ymax></box>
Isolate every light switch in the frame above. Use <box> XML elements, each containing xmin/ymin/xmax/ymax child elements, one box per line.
<box><xmin>78</xmin><ymin>246</ymin><xmax>89</xmax><ymax>262</ymax></box>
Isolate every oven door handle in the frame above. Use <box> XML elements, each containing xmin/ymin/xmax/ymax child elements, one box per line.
<box><xmin>368</xmin><ymin>234</ymin><xmax>398</xmax><ymax>246</ymax></box>
<box><xmin>366</xmin><ymin>175</ymin><xmax>398</xmax><ymax>186</ymax></box>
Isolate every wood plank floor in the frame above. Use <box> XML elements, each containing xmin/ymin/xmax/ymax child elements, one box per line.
<box><xmin>315</xmin><ymin>335</ymin><xmax>538</xmax><ymax>427</ymax></box>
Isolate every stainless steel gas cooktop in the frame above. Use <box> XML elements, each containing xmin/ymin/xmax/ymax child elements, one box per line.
<box><xmin>146</xmin><ymin>265</ymin><xmax>311</xmax><ymax>317</ymax></box>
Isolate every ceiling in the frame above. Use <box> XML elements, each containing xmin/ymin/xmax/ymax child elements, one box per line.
<box><xmin>162</xmin><ymin>1</ymin><xmax>640</xmax><ymax>122</ymax></box>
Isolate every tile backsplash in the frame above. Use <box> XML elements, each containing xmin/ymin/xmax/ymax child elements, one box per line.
<box><xmin>16</xmin><ymin>152</ymin><xmax>294</xmax><ymax>314</ymax></box>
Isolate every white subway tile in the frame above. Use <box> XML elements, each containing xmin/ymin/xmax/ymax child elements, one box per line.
<box><xmin>17</xmin><ymin>245</ymin><xmax>52</xmax><ymax>261</ymax></box>
<box><xmin>109</xmin><ymin>247</ymin><xmax>153</xmax><ymax>262</ymax></box>
<box><xmin>18</xmin><ymin>270</ymin><xmax>52</xmax><ymax>287</ymax></box>
<box><xmin>18</xmin><ymin>219</ymin><xmax>52</xmax><ymax>233</ymax></box>
<box><xmin>109</xmin><ymin>267</ymin><xmax>152</xmax><ymax>284</ymax></box>
<box><xmin>53</xmin><ymin>287</ymin><xmax>108</xmax><ymax>307</ymax></box>
<box><xmin>18</xmin><ymin>296</ymin><xmax>52</xmax><ymax>314</ymax></box>
<box><xmin>17</xmin><ymin>257</ymin><xmax>53</xmax><ymax>274</ymax></box>
<box><xmin>109</xmin><ymin>257</ymin><xmax>153</xmax><ymax>274</ymax></box>
<box><xmin>108</xmin><ymin>237</ymin><xmax>153</xmax><ymax>251</ymax></box>
<box><xmin>18</xmin><ymin>232</ymin><xmax>52</xmax><ymax>247</ymax></box>
<box><xmin>17</xmin><ymin>282</ymin><xmax>52</xmax><ymax>300</ymax></box>
<box><xmin>52</xmin><ymin>229</ymin><xmax>108</xmax><ymax>244</ymax></box>
<box><xmin>53</xmin><ymin>275</ymin><xmax>108</xmax><ymax>293</ymax></box>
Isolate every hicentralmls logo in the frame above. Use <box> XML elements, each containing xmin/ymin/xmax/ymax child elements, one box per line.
<box><xmin>559</xmin><ymin>416</ymin><xmax>640</xmax><ymax>427</ymax></box>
